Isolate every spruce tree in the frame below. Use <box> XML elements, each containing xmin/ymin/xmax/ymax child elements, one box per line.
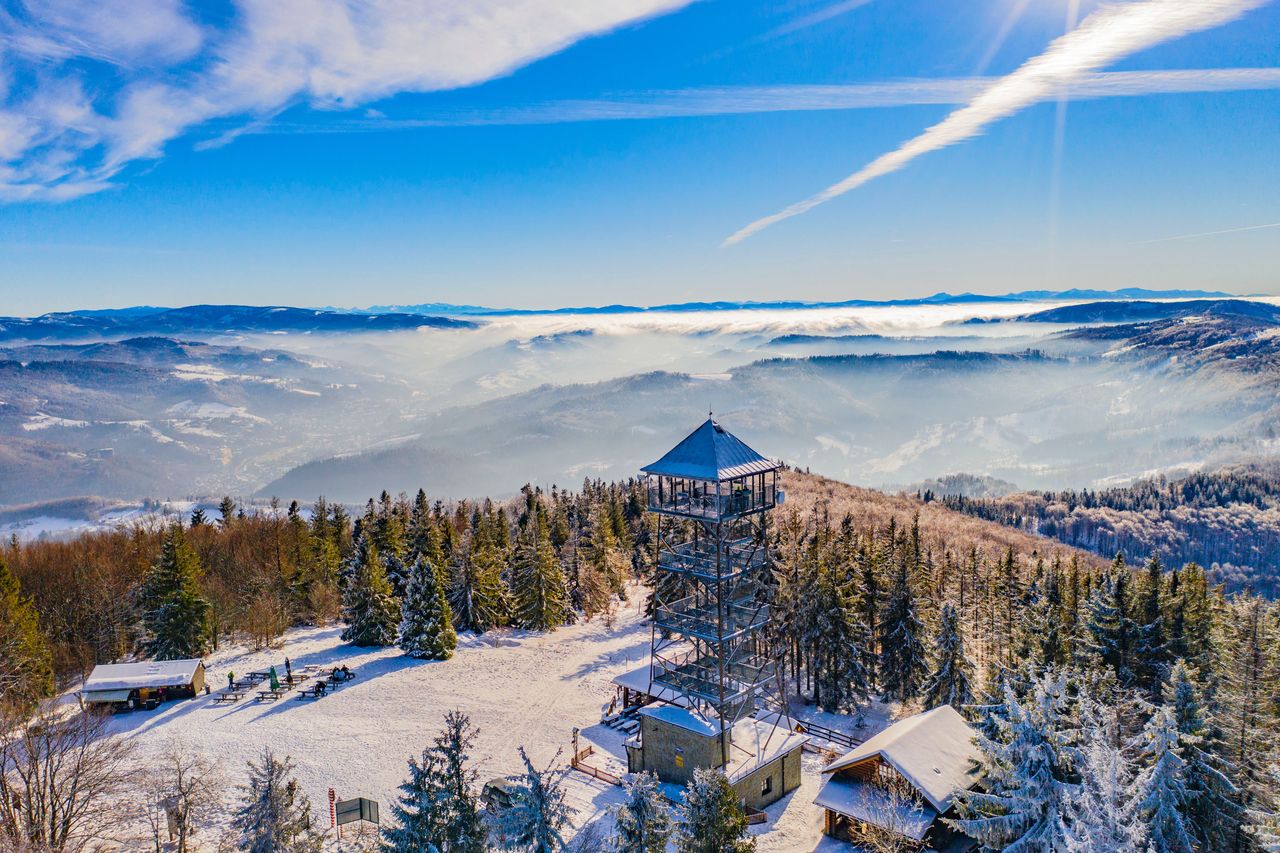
<box><xmin>383</xmin><ymin>710</ymin><xmax>486</xmax><ymax>853</ymax></box>
<box><xmin>398</xmin><ymin>557</ymin><xmax>458</xmax><ymax>660</ymax></box>
<box><xmin>675</xmin><ymin>768</ymin><xmax>754</xmax><ymax>853</ymax></box>
<box><xmin>950</xmin><ymin>674</ymin><xmax>1080</xmax><ymax>851</ymax></box>
<box><xmin>1078</xmin><ymin>567</ymin><xmax>1139</xmax><ymax>687</ymax></box>
<box><xmin>448</xmin><ymin>540</ymin><xmax>509</xmax><ymax>634</ymax></box>
<box><xmin>811</xmin><ymin>559</ymin><xmax>872</xmax><ymax>712</ymax></box>
<box><xmin>612</xmin><ymin>771</ymin><xmax>673</xmax><ymax>853</ymax></box>
<box><xmin>1135</xmin><ymin>705</ymin><xmax>1196</xmax><ymax>853</ymax></box>
<box><xmin>139</xmin><ymin>524</ymin><xmax>211</xmax><ymax>660</ymax></box>
<box><xmin>878</xmin><ymin>554</ymin><xmax>927</xmax><ymax>703</ymax></box>
<box><xmin>922</xmin><ymin>602</ymin><xmax>975</xmax><ymax>712</ymax></box>
<box><xmin>341</xmin><ymin>535</ymin><xmax>400</xmax><ymax>646</ymax></box>
<box><xmin>499</xmin><ymin>747</ymin><xmax>574</xmax><ymax>853</ymax></box>
<box><xmin>510</xmin><ymin>515</ymin><xmax>571</xmax><ymax>632</ymax></box>
<box><xmin>1067</xmin><ymin>698</ymin><xmax>1144</xmax><ymax>852</ymax></box>
<box><xmin>1135</xmin><ymin>554</ymin><xmax>1170</xmax><ymax>698</ymax></box>
<box><xmin>233</xmin><ymin>748</ymin><xmax>323</xmax><ymax>853</ymax></box>
<box><xmin>0</xmin><ymin>556</ymin><xmax>54</xmax><ymax>711</ymax></box>
<box><xmin>1164</xmin><ymin>659</ymin><xmax>1242</xmax><ymax>851</ymax></box>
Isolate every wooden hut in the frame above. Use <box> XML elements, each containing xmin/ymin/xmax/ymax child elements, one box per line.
<box><xmin>815</xmin><ymin>705</ymin><xmax>981</xmax><ymax>851</ymax></box>
<box><xmin>81</xmin><ymin>659</ymin><xmax>206</xmax><ymax>711</ymax></box>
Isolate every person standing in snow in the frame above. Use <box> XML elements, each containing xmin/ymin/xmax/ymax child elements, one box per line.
<box><xmin>228</xmin><ymin>671</ymin><xmax>234</xmax><ymax>689</ymax></box>
<box><xmin>284</xmin><ymin>657</ymin><xmax>292</xmax><ymax>679</ymax></box>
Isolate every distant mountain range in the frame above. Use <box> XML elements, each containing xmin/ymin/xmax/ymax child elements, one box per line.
<box><xmin>355</xmin><ymin>287</ymin><xmax>1235</xmax><ymax>317</ymax></box>
<box><xmin>989</xmin><ymin>298</ymin><xmax>1280</xmax><ymax>325</ymax></box>
<box><xmin>0</xmin><ymin>304</ymin><xmax>472</xmax><ymax>342</ymax></box>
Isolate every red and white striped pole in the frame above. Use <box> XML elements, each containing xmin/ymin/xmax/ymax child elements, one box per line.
<box><xmin>329</xmin><ymin>788</ymin><xmax>336</xmax><ymax>828</ymax></box>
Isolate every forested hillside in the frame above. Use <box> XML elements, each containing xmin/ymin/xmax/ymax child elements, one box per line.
<box><xmin>2</xmin><ymin>469</ymin><xmax>1278</xmax><ymax>851</ymax></box>
<box><xmin>940</xmin><ymin>462</ymin><xmax>1280</xmax><ymax>593</ymax></box>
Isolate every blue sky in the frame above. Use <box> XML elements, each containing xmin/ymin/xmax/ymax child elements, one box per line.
<box><xmin>1</xmin><ymin>0</ymin><xmax>1277</xmax><ymax>315</ymax></box>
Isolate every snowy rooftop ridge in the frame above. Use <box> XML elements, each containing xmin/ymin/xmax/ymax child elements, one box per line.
<box><xmin>83</xmin><ymin>659</ymin><xmax>204</xmax><ymax>692</ymax></box>
<box><xmin>641</xmin><ymin>417</ymin><xmax>777</xmax><ymax>481</ymax></box>
<box><xmin>821</xmin><ymin>704</ymin><xmax>981</xmax><ymax>813</ymax></box>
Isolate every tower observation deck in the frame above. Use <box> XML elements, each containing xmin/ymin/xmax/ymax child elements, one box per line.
<box><xmin>641</xmin><ymin>417</ymin><xmax>793</xmax><ymax>769</ymax></box>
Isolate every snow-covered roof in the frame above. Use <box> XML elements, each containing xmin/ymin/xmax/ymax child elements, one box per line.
<box><xmin>822</xmin><ymin>705</ymin><xmax>981</xmax><ymax>813</ymax></box>
<box><xmin>723</xmin><ymin>718</ymin><xmax>808</xmax><ymax>783</ymax></box>
<box><xmin>612</xmin><ymin>664</ymin><xmax>685</xmax><ymax>705</ymax></box>
<box><xmin>82</xmin><ymin>688</ymin><xmax>133</xmax><ymax>703</ymax></box>
<box><xmin>641</xmin><ymin>418</ymin><xmax>777</xmax><ymax>481</ymax></box>
<box><xmin>639</xmin><ymin>704</ymin><xmax>722</xmax><ymax>737</ymax></box>
<box><xmin>813</xmin><ymin>775</ymin><xmax>937</xmax><ymax>840</ymax></box>
<box><xmin>83</xmin><ymin>659</ymin><xmax>204</xmax><ymax>691</ymax></box>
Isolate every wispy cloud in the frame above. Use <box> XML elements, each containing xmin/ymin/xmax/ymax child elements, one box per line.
<box><xmin>0</xmin><ymin>0</ymin><xmax>694</xmax><ymax>201</ymax></box>
<box><xmin>723</xmin><ymin>0</ymin><xmax>1272</xmax><ymax>246</ymax></box>
<box><xmin>1140</xmin><ymin>221</ymin><xmax>1280</xmax><ymax>243</ymax></box>
<box><xmin>245</xmin><ymin>68</ymin><xmax>1280</xmax><ymax>132</ymax></box>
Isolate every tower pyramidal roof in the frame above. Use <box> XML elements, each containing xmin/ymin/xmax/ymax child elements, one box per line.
<box><xmin>641</xmin><ymin>418</ymin><xmax>777</xmax><ymax>481</ymax></box>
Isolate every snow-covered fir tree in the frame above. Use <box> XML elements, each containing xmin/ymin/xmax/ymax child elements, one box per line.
<box><xmin>383</xmin><ymin>710</ymin><xmax>486</xmax><ymax>853</ymax></box>
<box><xmin>611</xmin><ymin>770</ymin><xmax>673</xmax><ymax>853</ymax></box>
<box><xmin>1163</xmin><ymin>658</ymin><xmax>1242</xmax><ymax>851</ymax></box>
<box><xmin>1077</xmin><ymin>561</ymin><xmax>1140</xmax><ymax>687</ymax></box>
<box><xmin>1136</xmin><ymin>704</ymin><xmax>1196</xmax><ymax>853</ymax></box>
<box><xmin>398</xmin><ymin>556</ymin><xmax>458</xmax><ymax>660</ymax></box>
<box><xmin>675</xmin><ymin>768</ymin><xmax>754</xmax><ymax>853</ymax></box>
<box><xmin>510</xmin><ymin>514</ymin><xmax>571</xmax><ymax>632</ymax></box>
<box><xmin>499</xmin><ymin>747</ymin><xmax>573</xmax><ymax>853</ymax></box>
<box><xmin>878</xmin><ymin>553</ymin><xmax>927</xmax><ymax>703</ymax></box>
<box><xmin>949</xmin><ymin>673</ymin><xmax>1080</xmax><ymax>851</ymax></box>
<box><xmin>922</xmin><ymin>601</ymin><xmax>975</xmax><ymax>711</ymax></box>
<box><xmin>233</xmin><ymin>748</ymin><xmax>323</xmax><ymax>853</ymax></box>
<box><xmin>139</xmin><ymin>523</ymin><xmax>211</xmax><ymax>660</ymax></box>
<box><xmin>341</xmin><ymin>534</ymin><xmax>400</xmax><ymax>646</ymax></box>
<box><xmin>1134</xmin><ymin>555</ymin><xmax>1170</xmax><ymax>698</ymax></box>
<box><xmin>1066</xmin><ymin>697</ymin><xmax>1144</xmax><ymax>852</ymax></box>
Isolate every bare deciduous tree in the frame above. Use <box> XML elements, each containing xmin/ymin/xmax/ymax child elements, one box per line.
<box><xmin>854</xmin><ymin>770</ymin><xmax>927</xmax><ymax>853</ymax></box>
<box><xmin>140</xmin><ymin>738</ymin><xmax>224</xmax><ymax>853</ymax></box>
<box><xmin>0</xmin><ymin>704</ymin><xmax>136</xmax><ymax>853</ymax></box>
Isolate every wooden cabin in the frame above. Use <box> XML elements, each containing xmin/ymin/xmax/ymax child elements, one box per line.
<box><xmin>81</xmin><ymin>659</ymin><xmax>206</xmax><ymax>711</ymax></box>
<box><xmin>815</xmin><ymin>705</ymin><xmax>981</xmax><ymax>852</ymax></box>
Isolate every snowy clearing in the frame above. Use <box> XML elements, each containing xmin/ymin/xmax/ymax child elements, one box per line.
<box><xmin>101</xmin><ymin>593</ymin><xmax>872</xmax><ymax>850</ymax></box>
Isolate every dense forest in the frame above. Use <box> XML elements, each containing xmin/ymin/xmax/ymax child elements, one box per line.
<box><xmin>937</xmin><ymin>463</ymin><xmax>1280</xmax><ymax>594</ymax></box>
<box><xmin>1</xmin><ymin>470</ymin><xmax>1278</xmax><ymax>851</ymax></box>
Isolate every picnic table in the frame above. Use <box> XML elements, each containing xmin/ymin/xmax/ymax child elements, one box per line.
<box><xmin>296</xmin><ymin>683</ymin><xmax>329</xmax><ymax>700</ymax></box>
<box><xmin>256</xmin><ymin>689</ymin><xmax>285</xmax><ymax>702</ymax></box>
<box><xmin>214</xmin><ymin>689</ymin><xmax>247</xmax><ymax>704</ymax></box>
<box><xmin>326</xmin><ymin>668</ymin><xmax>358</xmax><ymax>685</ymax></box>
<box><xmin>245</xmin><ymin>671</ymin><xmax>270</xmax><ymax>684</ymax></box>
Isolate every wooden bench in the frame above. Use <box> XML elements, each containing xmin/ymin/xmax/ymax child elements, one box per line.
<box><xmin>256</xmin><ymin>690</ymin><xmax>285</xmax><ymax>702</ymax></box>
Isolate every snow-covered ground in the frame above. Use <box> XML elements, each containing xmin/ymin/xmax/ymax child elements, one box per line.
<box><xmin>102</xmin><ymin>591</ymin><xmax>879</xmax><ymax>850</ymax></box>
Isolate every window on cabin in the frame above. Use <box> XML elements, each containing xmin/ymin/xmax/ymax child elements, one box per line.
<box><xmin>761</xmin><ymin>775</ymin><xmax>773</xmax><ymax>796</ymax></box>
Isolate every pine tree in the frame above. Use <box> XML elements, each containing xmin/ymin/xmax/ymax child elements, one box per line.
<box><xmin>675</xmin><ymin>768</ymin><xmax>754</xmax><ymax>853</ymax></box>
<box><xmin>499</xmin><ymin>747</ymin><xmax>574</xmax><ymax>853</ymax></box>
<box><xmin>217</xmin><ymin>496</ymin><xmax>236</xmax><ymax>527</ymax></box>
<box><xmin>510</xmin><ymin>515</ymin><xmax>571</xmax><ymax>632</ymax></box>
<box><xmin>383</xmin><ymin>710</ymin><xmax>486</xmax><ymax>853</ymax></box>
<box><xmin>1164</xmin><ymin>659</ymin><xmax>1242</xmax><ymax>851</ymax></box>
<box><xmin>233</xmin><ymin>748</ymin><xmax>323</xmax><ymax>853</ymax></box>
<box><xmin>949</xmin><ymin>673</ymin><xmax>1080</xmax><ymax>851</ymax></box>
<box><xmin>398</xmin><ymin>557</ymin><xmax>458</xmax><ymax>660</ymax></box>
<box><xmin>341</xmin><ymin>535</ymin><xmax>400</xmax><ymax>646</ymax></box>
<box><xmin>1135</xmin><ymin>705</ymin><xmax>1196</xmax><ymax>853</ymax></box>
<box><xmin>1078</xmin><ymin>566</ymin><xmax>1139</xmax><ymax>687</ymax></box>
<box><xmin>1067</xmin><ymin>698</ymin><xmax>1144</xmax><ymax>852</ymax></box>
<box><xmin>0</xmin><ymin>556</ymin><xmax>54</xmax><ymax>711</ymax></box>
<box><xmin>612</xmin><ymin>771</ymin><xmax>673</xmax><ymax>853</ymax></box>
<box><xmin>139</xmin><ymin>524</ymin><xmax>211</xmax><ymax>660</ymax></box>
<box><xmin>922</xmin><ymin>602</ymin><xmax>975</xmax><ymax>712</ymax></box>
<box><xmin>878</xmin><ymin>554</ymin><xmax>927</xmax><ymax>703</ymax></box>
<box><xmin>189</xmin><ymin>507</ymin><xmax>207</xmax><ymax>527</ymax></box>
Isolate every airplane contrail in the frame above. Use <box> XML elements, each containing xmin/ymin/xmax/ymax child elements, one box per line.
<box><xmin>723</xmin><ymin>0</ymin><xmax>1271</xmax><ymax>246</ymax></box>
<box><xmin>1140</xmin><ymin>221</ymin><xmax>1280</xmax><ymax>243</ymax></box>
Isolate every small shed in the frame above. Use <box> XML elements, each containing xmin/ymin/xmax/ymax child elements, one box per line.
<box><xmin>815</xmin><ymin>705</ymin><xmax>981</xmax><ymax>851</ymax></box>
<box><xmin>81</xmin><ymin>659</ymin><xmax>206</xmax><ymax>711</ymax></box>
